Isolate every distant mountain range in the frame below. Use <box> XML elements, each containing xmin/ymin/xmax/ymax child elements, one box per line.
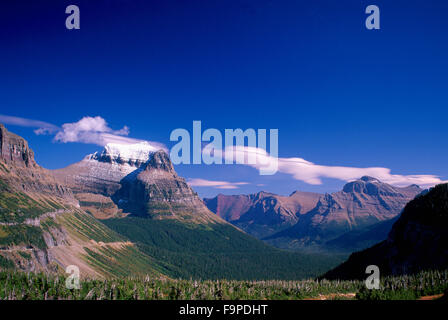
<box><xmin>323</xmin><ymin>184</ymin><xmax>448</xmax><ymax>279</ymax></box>
<box><xmin>0</xmin><ymin>124</ymin><xmax>340</xmax><ymax>280</ymax></box>
<box><xmin>205</xmin><ymin>177</ymin><xmax>422</xmax><ymax>252</ymax></box>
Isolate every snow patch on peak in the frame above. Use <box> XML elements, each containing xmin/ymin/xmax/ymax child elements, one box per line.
<box><xmin>103</xmin><ymin>142</ymin><xmax>158</xmax><ymax>162</ymax></box>
<box><xmin>90</xmin><ymin>141</ymin><xmax>158</xmax><ymax>168</ymax></box>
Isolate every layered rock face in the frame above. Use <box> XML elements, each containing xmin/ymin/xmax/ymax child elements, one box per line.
<box><xmin>0</xmin><ymin>124</ymin><xmax>36</xmax><ymax>168</ymax></box>
<box><xmin>323</xmin><ymin>184</ymin><xmax>448</xmax><ymax>280</ymax></box>
<box><xmin>267</xmin><ymin>177</ymin><xmax>422</xmax><ymax>248</ymax></box>
<box><xmin>204</xmin><ymin>191</ymin><xmax>321</xmax><ymax>238</ymax></box>
<box><xmin>55</xmin><ymin>143</ymin><xmax>222</xmax><ymax>224</ymax></box>
<box><xmin>315</xmin><ymin>176</ymin><xmax>422</xmax><ymax>232</ymax></box>
<box><xmin>0</xmin><ymin>124</ymin><xmax>73</xmax><ymax>201</ymax></box>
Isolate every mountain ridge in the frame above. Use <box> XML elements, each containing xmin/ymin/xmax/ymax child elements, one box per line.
<box><xmin>265</xmin><ymin>176</ymin><xmax>421</xmax><ymax>249</ymax></box>
<box><xmin>323</xmin><ymin>183</ymin><xmax>448</xmax><ymax>280</ymax></box>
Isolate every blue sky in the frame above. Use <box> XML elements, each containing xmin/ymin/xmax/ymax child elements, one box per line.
<box><xmin>1</xmin><ymin>0</ymin><xmax>447</xmax><ymax>197</ymax></box>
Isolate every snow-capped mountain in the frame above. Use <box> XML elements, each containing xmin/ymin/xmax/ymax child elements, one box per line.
<box><xmin>53</xmin><ymin>142</ymin><xmax>222</xmax><ymax>223</ymax></box>
<box><xmin>53</xmin><ymin>142</ymin><xmax>159</xmax><ymax>195</ymax></box>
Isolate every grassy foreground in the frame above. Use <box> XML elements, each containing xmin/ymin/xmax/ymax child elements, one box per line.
<box><xmin>0</xmin><ymin>269</ymin><xmax>447</xmax><ymax>300</ymax></box>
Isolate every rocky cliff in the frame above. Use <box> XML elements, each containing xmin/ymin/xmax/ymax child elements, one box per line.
<box><xmin>0</xmin><ymin>124</ymin><xmax>36</xmax><ymax>168</ymax></box>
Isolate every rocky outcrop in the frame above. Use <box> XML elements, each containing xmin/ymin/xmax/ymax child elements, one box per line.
<box><xmin>323</xmin><ymin>184</ymin><xmax>448</xmax><ymax>280</ymax></box>
<box><xmin>266</xmin><ymin>177</ymin><xmax>422</xmax><ymax>248</ymax></box>
<box><xmin>204</xmin><ymin>191</ymin><xmax>321</xmax><ymax>238</ymax></box>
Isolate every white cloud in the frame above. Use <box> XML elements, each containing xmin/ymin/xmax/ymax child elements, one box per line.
<box><xmin>225</xmin><ymin>145</ymin><xmax>446</xmax><ymax>188</ymax></box>
<box><xmin>54</xmin><ymin>116</ymin><xmax>136</xmax><ymax>146</ymax></box>
<box><xmin>187</xmin><ymin>178</ymin><xmax>249</xmax><ymax>189</ymax></box>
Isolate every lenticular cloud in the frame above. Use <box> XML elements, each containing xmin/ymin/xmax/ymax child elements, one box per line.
<box><xmin>187</xmin><ymin>178</ymin><xmax>249</xmax><ymax>189</ymax></box>
<box><xmin>229</xmin><ymin>146</ymin><xmax>446</xmax><ymax>188</ymax></box>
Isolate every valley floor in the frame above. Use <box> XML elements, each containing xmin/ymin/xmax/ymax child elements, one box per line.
<box><xmin>0</xmin><ymin>269</ymin><xmax>447</xmax><ymax>300</ymax></box>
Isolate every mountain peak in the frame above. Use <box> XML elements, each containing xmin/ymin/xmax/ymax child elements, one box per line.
<box><xmin>145</xmin><ymin>150</ymin><xmax>174</xmax><ymax>173</ymax></box>
<box><xmin>342</xmin><ymin>176</ymin><xmax>385</xmax><ymax>194</ymax></box>
<box><xmin>360</xmin><ymin>176</ymin><xmax>380</xmax><ymax>182</ymax></box>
